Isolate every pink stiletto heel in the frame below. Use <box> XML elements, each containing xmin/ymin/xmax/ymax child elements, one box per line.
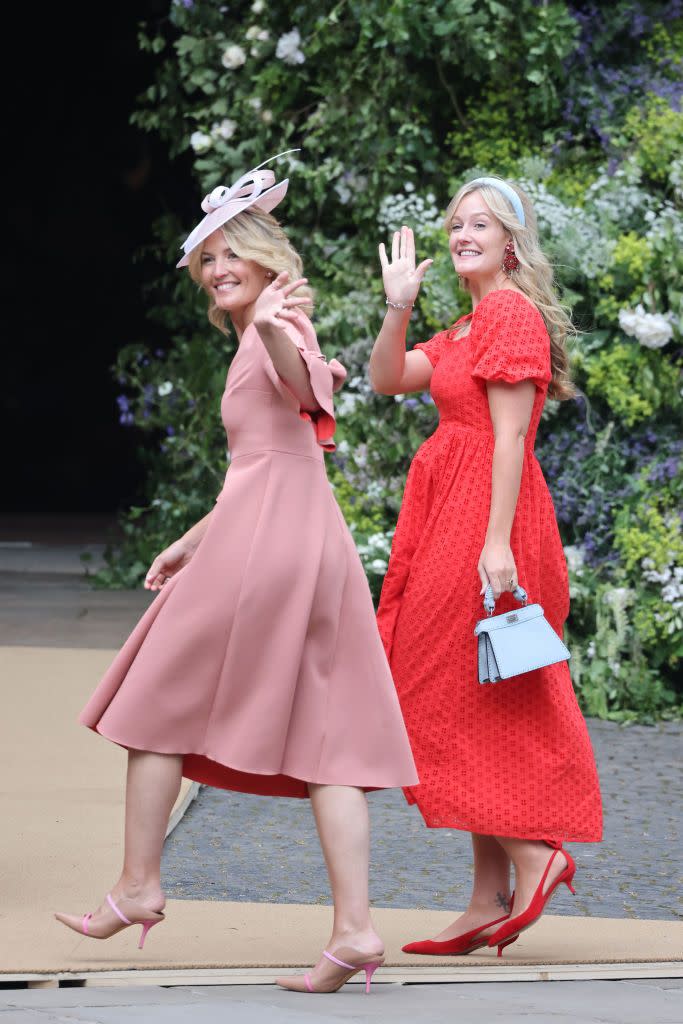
<box><xmin>55</xmin><ymin>892</ymin><xmax>165</xmax><ymax>948</ymax></box>
<box><xmin>138</xmin><ymin>919</ymin><xmax>163</xmax><ymax>949</ymax></box>
<box><xmin>276</xmin><ymin>946</ymin><xmax>385</xmax><ymax>994</ymax></box>
<box><xmin>363</xmin><ymin>962</ymin><xmax>380</xmax><ymax>993</ymax></box>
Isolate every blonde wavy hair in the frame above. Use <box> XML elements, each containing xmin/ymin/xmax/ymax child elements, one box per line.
<box><xmin>187</xmin><ymin>206</ymin><xmax>313</xmax><ymax>336</ymax></box>
<box><xmin>444</xmin><ymin>178</ymin><xmax>576</xmax><ymax>400</ymax></box>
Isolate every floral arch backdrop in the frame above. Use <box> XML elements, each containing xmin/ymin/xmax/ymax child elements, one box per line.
<box><xmin>102</xmin><ymin>0</ymin><xmax>682</xmax><ymax>721</ymax></box>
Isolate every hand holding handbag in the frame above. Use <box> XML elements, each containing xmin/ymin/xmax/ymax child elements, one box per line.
<box><xmin>474</xmin><ymin>584</ymin><xmax>570</xmax><ymax>684</ymax></box>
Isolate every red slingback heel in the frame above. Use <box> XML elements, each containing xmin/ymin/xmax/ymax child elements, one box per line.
<box><xmin>487</xmin><ymin>844</ymin><xmax>576</xmax><ymax>957</ymax></box>
<box><xmin>402</xmin><ymin>894</ymin><xmax>516</xmax><ymax>956</ymax></box>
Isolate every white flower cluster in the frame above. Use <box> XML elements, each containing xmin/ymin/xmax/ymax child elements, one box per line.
<box><xmin>642</xmin><ymin>558</ymin><xmax>683</xmax><ymax>610</ymax></box>
<box><xmin>645</xmin><ymin>201</ymin><xmax>683</xmax><ymax>251</ymax></box>
<box><xmin>564</xmin><ymin>545</ymin><xmax>586</xmax><ymax>576</ymax></box>
<box><xmin>221</xmin><ymin>43</ymin><xmax>247</xmax><ymax>69</ymax></box>
<box><xmin>618</xmin><ymin>304</ymin><xmax>673</xmax><ymax>349</ymax></box>
<box><xmin>355</xmin><ymin>530</ymin><xmax>394</xmax><ymax>576</ymax></box>
<box><xmin>246</xmin><ymin>24</ymin><xmax>270</xmax><ymax>56</ymax></box>
<box><xmin>334</xmin><ymin>171</ymin><xmax>369</xmax><ymax>206</ymax></box>
<box><xmin>584</xmin><ymin>162</ymin><xmax>655</xmax><ymax>229</ymax></box>
<box><xmin>276</xmin><ymin>28</ymin><xmax>305</xmax><ymax>65</ymax></box>
<box><xmin>518</xmin><ymin>178</ymin><xmax>611</xmax><ymax>279</ymax></box>
<box><xmin>158</xmin><ymin>381</ymin><xmax>174</xmax><ymax>396</ymax></box>
<box><xmin>668</xmin><ymin>158</ymin><xmax>683</xmax><ymax>203</ymax></box>
<box><xmin>245</xmin><ymin>25</ymin><xmax>269</xmax><ymax>42</ymax></box>
<box><xmin>190</xmin><ymin>130</ymin><xmax>212</xmax><ymax>153</ymax></box>
<box><xmin>211</xmin><ymin>118</ymin><xmax>237</xmax><ymax>141</ymax></box>
<box><xmin>378</xmin><ymin>185</ymin><xmax>442</xmax><ymax>235</ymax></box>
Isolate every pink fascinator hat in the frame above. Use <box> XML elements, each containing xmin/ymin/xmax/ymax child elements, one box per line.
<box><xmin>176</xmin><ymin>149</ymin><xmax>299</xmax><ymax>268</ymax></box>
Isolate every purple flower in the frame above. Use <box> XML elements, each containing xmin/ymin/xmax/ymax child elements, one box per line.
<box><xmin>420</xmin><ymin>392</ymin><xmax>433</xmax><ymax>405</ymax></box>
<box><xmin>404</xmin><ymin>398</ymin><xmax>419</xmax><ymax>410</ymax></box>
<box><xmin>165</xmin><ymin>426</ymin><xmax>176</xmax><ymax>437</ymax></box>
<box><xmin>116</xmin><ymin>395</ymin><xmax>130</xmax><ymax>413</ymax></box>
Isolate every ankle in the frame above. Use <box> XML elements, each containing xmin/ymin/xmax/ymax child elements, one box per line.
<box><xmin>114</xmin><ymin>877</ymin><xmax>165</xmax><ymax>907</ymax></box>
<box><xmin>467</xmin><ymin>894</ymin><xmax>512</xmax><ymax>917</ymax></box>
<box><xmin>330</xmin><ymin>923</ymin><xmax>383</xmax><ymax>954</ymax></box>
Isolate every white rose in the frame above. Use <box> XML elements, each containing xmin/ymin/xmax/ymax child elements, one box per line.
<box><xmin>211</xmin><ymin>118</ymin><xmax>237</xmax><ymax>140</ymax></box>
<box><xmin>251</xmin><ymin>0</ymin><xmax>265</xmax><ymax>11</ymax></box>
<box><xmin>158</xmin><ymin>381</ymin><xmax>174</xmax><ymax>397</ymax></box>
<box><xmin>189</xmin><ymin>131</ymin><xmax>212</xmax><ymax>154</ymax></box>
<box><xmin>261</xmin><ymin>109</ymin><xmax>273</xmax><ymax>124</ymax></box>
<box><xmin>248</xmin><ymin>96</ymin><xmax>262</xmax><ymax>110</ymax></box>
<box><xmin>221</xmin><ymin>44</ymin><xmax>247</xmax><ymax>69</ymax></box>
<box><xmin>618</xmin><ymin>304</ymin><xmax>674</xmax><ymax>350</ymax></box>
<box><xmin>275</xmin><ymin>28</ymin><xmax>305</xmax><ymax>65</ymax></box>
<box><xmin>246</xmin><ymin>25</ymin><xmax>269</xmax><ymax>41</ymax></box>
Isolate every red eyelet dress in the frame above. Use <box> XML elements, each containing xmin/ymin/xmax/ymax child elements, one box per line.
<box><xmin>376</xmin><ymin>289</ymin><xmax>603</xmax><ymax>841</ymax></box>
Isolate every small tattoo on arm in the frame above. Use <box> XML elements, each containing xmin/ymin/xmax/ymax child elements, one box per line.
<box><xmin>495</xmin><ymin>891</ymin><xmax>511</xmax><ymax>912</ymax></box>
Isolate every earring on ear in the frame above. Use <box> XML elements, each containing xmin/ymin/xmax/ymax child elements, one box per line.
<box><xmin>503</xmin><ymin>239</ymin><xmax>520</xmax><ymax>274</ymax></box>
<box><xmin>265</xmin><ymin>271</ymin><xmax>275</xmax><ymax>279</ymax></box>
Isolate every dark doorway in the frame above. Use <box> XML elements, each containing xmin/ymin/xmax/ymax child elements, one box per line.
<box><xmin>3</xmin><ymin>2</ymin><xmax>192</xmax><ymax>517</ymax></box>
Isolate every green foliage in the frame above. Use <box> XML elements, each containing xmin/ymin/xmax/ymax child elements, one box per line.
<box><xmin>102</xmin><ymin>1</ymin><xmax>683</xmax><ymax>721</ymax></box>
<box><xmin>620</xmin><ymin>95</ymin><xmax>683</xmax><ymax>185</ymax></box>
<box><xmin>584</xmin><ymin>342</ymin><xmax>679</xmax><ymax>426</ymax></box>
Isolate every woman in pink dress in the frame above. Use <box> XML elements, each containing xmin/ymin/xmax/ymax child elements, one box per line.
<box><xmin>55</xmin><ymin>156</ymin><xmax>418</xmax><ymax>995</ymax></box>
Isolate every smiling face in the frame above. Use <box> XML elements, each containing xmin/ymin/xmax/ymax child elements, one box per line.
<box><xmin>448</xmin><ymin>191</ymin><xmax>510</xmax><ymax>284</ymax></box>
<box><xmin>199</xmin><ymin>228</ymin><xmax>271</xmax><ymax>314</ymax></box>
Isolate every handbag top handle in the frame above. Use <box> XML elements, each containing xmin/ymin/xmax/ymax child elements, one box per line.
<box><xmin>483</xmin><ymin>583</ymin><xmax>529</xmax><ymax>617</ymax></box>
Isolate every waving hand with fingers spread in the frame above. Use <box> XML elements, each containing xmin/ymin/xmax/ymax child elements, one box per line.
<box><xmin>379</xmin><ymin>225</ymin><xmax>433</xmax><ymax>308</ymax></box>
<box><xmin>370</xmin><ymin>226</ymin><xmax>435</xmax><ymax>395</ymax></box>
<box><xmin>253</xmin><ymin>271</ymin><xmax>320</xmax><ymax>411</ymax></box>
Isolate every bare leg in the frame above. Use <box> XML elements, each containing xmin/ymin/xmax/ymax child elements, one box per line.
<box><xmin>55</xmin><ymin>749</ymin><xmax>183</xmax><ymax>936</ymax></box>
<box><xmin>495</xmin><ymin>836</ymin><xmax>569</xmax><ymax>914</ymax></box>
<box><xmin>276</xmin><ymin>784</ymin><xmax>383</xmax><ymax>992</ymax></box>
<box><xmin>308</xmin><ymin>784</ymin><xmax>383</xmax><ymax>953</ymax></box>
<box><xmin>107</xmin><ymin>749</ymin><xmax>183</xmax><ymax>911</ymax></box>
<box><xmin>432</xmin><ymin>832</ymin><xmax>512</xmax><ymax>942</ymax></box>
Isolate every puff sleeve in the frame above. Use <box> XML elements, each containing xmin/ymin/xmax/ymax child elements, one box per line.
<box><xmin>470</xmin><ymin>290</ymin><xmax>551</xmax><ymax>390</ymax></box>
<box><xmin>264</xmin><ymin>311</ymin><xmax>347</xmax><ymax>451</ymax></box>
<box><xmin>413</xmin><ymin>330</ymin><xmax>450</xmax><ymax>368</ymax></box>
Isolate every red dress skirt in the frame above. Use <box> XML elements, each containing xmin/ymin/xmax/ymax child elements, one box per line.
<box><xmin>377</xmin><ymin>289</ymin><xmax>603</xmax><ymax>842</ymax></box>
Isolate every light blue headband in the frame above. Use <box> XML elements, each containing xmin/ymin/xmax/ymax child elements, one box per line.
<box><xmin>469</xmin><ymin>177</ymin><xmax>526</xmax><ymax>226</ymax></box>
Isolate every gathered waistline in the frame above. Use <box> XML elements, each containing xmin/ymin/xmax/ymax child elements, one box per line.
<box><xmin>229</xmin><ymin>447</ymin><xmax>324</xmax><ymax>463</ymax></box>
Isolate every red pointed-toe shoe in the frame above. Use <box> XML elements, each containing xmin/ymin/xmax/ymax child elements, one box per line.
<box><xmin>488</xmin><ymin>844</ymin><xmax>576</xmax><ymax>957</ymax></box>
<box><xmin>402</xmin><ymin>896</ymin><xmax>516</xmax><ymax>956</ymax></box>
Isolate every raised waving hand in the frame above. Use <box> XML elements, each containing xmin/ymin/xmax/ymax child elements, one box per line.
<box><xmin>378</xmin><ymin>225</ymin><xmax>433</xmax><ymax>307</ymax></box>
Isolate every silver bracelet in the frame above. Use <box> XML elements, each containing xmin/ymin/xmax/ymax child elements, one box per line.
<box><xmin>385</xmin><ymin>297</ymin><xmax>414</xmax><ymax>311</ymax></box>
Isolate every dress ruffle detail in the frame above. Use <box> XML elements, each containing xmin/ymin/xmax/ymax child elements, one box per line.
<box><xmin>264</xmin><ymin>312</ymin><xmax>347</xmax><ymax>451</ymax></box>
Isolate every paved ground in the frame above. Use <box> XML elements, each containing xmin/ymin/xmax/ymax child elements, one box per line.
<box><xmin>162</xmin><ymin>719</ymin><xmax>683</xmax><ymax>922</ymax></box>
<box><xmin>2</xmin><ymin>980</ymin><xmax>683</xmax><ymax>1024</ymax></box>
<box><xmin>3</xmin><ymin>522</ymin><xmax>682</xmax><ymax>1021</ymax></box>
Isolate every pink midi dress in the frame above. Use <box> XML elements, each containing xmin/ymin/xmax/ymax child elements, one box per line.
<box><xmin>80</xmin><ymin>312</ymin><xmax>418</xmax><ymax>798</ymax></box>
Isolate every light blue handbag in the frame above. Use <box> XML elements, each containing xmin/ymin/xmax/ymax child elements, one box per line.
<box><xmin>474</xmin><ymin>584</ymin><xmax>570</xmax><ymax>684</ymax></box>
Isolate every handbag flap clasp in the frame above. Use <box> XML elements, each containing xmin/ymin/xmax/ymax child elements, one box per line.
<box><xmin>474</xmin><ymin>603</ymin><xmax>544</xmax><ymax>636</ymax></box>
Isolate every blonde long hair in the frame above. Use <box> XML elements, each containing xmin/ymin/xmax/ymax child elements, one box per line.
<box><xmin>445</xmin><ymin>178</ymin><xmax>576</xmax><ymax>400</ymax></box>
<box><xmin>187</xmin><ymin>206</ymin><xmax>313</xmax><ymax>335</ymax></box>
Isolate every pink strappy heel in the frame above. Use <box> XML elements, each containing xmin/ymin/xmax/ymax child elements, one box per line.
<box><xmin>54</xmin><ymin>892</ymin><xmax>165</xmax><ymax>949</ymax></box>
<box><xmin>276</xmin><ymin>947</ymin><xmax>385</xmax><ymax>994</ymax></box>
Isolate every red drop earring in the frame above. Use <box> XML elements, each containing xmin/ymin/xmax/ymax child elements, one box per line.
<box><xmin>503</xmin><ymin>239</ymin><xmax>520</xmax><ymax>274</ymax></box>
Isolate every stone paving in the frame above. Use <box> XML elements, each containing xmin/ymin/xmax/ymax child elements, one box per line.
<box><xmin>3</xmin><ymin>980</ymin><xmax>683</xmax><ymax>1024</ymax></box>
<box><xmin>163</xmin><ymin>719</ymin><xmax>683</xmax><ymax>921</ymax></box>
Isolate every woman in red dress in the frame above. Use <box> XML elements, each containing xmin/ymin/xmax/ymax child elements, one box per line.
<box><xmin>370</xmin><ymin>177</ymin><xmax>602</xmax><ymax>956</ymax></box>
